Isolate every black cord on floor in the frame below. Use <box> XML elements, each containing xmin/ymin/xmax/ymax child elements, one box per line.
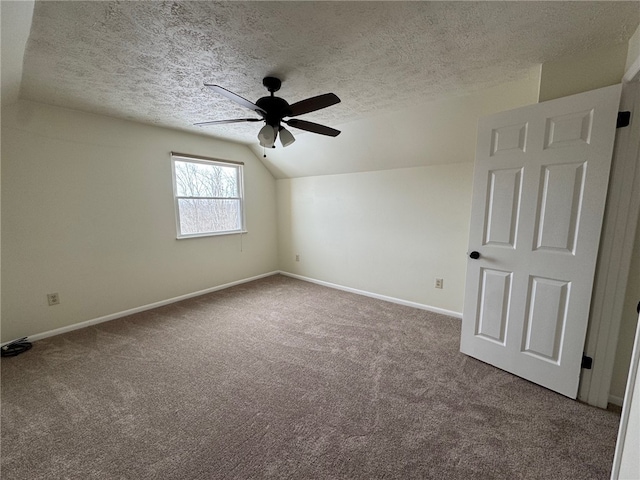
<box><xmin>1</xmin><ymin>337</ymin><xmax>32</xmax><ymax>357</ymax></box>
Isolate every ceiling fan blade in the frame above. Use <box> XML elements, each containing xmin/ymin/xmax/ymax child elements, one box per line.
<box><xmin>285</xmin><ymin>119</ymin><xmax>341</xmax><ymax>137</ymax></box>
<box><xmin>205</xmin><ymin>84</ymin><xmax>267</xmax><ymax>115</ymax></box>
<box><xmin>288</xmin><ymin>93</ymin><xmax>341</xmax><ymax>117</ymax></box>
<box><xmin>194</xmin><ymin>118</ymin><xmax>262</xmax><ymax>127</ymax></box>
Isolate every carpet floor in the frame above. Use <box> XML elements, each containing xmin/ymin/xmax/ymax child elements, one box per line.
<box><xmin>1</xmin><ymin>274</ymin><xmax>620</xmax><ymax>479</ymax></box>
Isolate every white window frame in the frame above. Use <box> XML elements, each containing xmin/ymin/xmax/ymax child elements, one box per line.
<box><xmin>171</xmin><ymin>152</ymin><xmax>246</xmax><ymax>239</ymax></box>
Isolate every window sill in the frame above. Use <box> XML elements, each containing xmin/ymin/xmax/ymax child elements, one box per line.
<box><xmin>176</xmin><ymin>230</ymin><xmax>248</xmax><ymax>240</ymax></box>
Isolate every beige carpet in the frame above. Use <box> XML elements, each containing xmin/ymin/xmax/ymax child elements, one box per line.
<box><xmin>1</xmin><ymin>274</ymin><xmax>620</xmax><ymax>479</ymax></box>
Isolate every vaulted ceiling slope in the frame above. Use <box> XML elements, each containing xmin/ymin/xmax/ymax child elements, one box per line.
<box><xmin>12</xmin><ymin>1</ymin><xmax>640</xmax><ymax>177</ymax></box>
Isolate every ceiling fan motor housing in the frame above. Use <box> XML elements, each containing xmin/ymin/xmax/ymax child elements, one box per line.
<box><xmin>256</xmin><ymin>96</ymin><xmax>291</xmax><ymax>128</ymax></box>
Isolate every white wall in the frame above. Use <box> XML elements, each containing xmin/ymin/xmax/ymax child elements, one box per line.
<box><xmin>278</xmin><ymin>163</ymin><xmax>473</xmax><ymax>313</ymax></box>
<box><xmin>277</xmin><ymin>78</ymin><xmax>539</xmax><ymax>314</ymax></box>
<box><xmin>1</xmin><ymin>100</ymin><xmax>278</xmax><ymax>342</ymax></box>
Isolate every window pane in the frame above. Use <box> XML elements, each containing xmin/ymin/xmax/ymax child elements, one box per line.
<box><xmin>174</xmin><ymin>160</ymin><xmax>238</xmax><ymax>198</ymax></box>
<box><xmin>178</xmin><ymin>199</ymin><xmax>241</xmax><ymax>235</ymax></box>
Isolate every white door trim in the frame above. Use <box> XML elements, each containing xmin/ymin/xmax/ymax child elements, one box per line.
<box><xmin>610</xmin><ymin>312</ymin><xmax>640</xmax><ymax>479</ymax></box>
<box><xmin>579</xmin><ymin>63</ymin><xmax>640</xmax><ymax>407</ymax></box>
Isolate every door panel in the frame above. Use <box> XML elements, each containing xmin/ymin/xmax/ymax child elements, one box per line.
<box><xmin>461</xmin><ymin>84</ymin><xmax>621</xmax><ymax>398</ymax></box>
<box><xmin>476</xmin><ymin>268</ymin><xmax>512</xmax><ymax>344</ymax></box>
<box><xmin>491</xmin><ymin>122</ymin><xmax>528</xmax><ymax>155</ymax></box>
<box><xmin>485</xmin><ymin>168</ymin><xmax>522</xmax><ymax>247</ymax></box>
<box><xmin>544</xmin><ymin>109</ymin><xmax>593</xmax><ymax>149</ymax></box>
<box><xmin>523</xmin><ymin>276</ymin><xmax>569</xmax><ymax>363</ymax></box>
<box><xmin>534</xmin><ymin>162</ymin><xmax>585</xmax><ymax>253</ymax></box>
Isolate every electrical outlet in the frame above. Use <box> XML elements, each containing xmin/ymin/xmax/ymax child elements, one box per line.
<box><xmin>295</xmin><ymin>254</ymin><xmax>300</xmax><ymax>262</ymax></box>
<box><xmin>47</xmin><ymin>293</ymin><xmax>60</xmax><ymax>306</ymax></box>
<box><xmin>435</xmin><ymin>278</ymin><xmax>444</xmax><ymax>289</ymax></box>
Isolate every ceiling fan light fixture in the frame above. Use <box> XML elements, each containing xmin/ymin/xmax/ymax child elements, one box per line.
<box><xmin>258</xmin><ymin>124</ymin><xmax>276</xmax><ymax>147</ymax></box>
<box><xmin>279</xmin><ymin>126</ymin><xmax>295</xmax><ymax>147</ymax></box>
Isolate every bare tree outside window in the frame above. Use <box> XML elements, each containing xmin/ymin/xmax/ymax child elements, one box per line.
<box><xmin>172</xmin><ymin>156</ymin><xmax>244</xmax><ymax>237</ymax></box>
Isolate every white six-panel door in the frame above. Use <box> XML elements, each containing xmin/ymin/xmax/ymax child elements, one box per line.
<box><xmin>460</xmin><ymin>84</ymin><xmax>621</xmax><ymax>398</ymax></box>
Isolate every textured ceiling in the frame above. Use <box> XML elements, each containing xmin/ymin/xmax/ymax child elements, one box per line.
<box><xmin>20</xmin><ymin>1</ymin><xmax>639</xmax><ymax>147</ymax></box>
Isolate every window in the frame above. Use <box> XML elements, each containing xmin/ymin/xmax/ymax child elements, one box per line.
<box><xmin>171</xmin><ymin>153</ymin><xmax>245</xmax><ymax>238</ymax></box>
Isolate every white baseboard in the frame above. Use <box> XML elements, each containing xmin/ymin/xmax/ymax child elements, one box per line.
<box><xmin>5</xmin><ymin>271</ymin><xmax>280</xmax><ymax>346</ymax></box>
<box><xmin>5</xmin><ymin>270</ymin><xmax>460</xmax><ymax>347</ymax></box>
<box><xmin>608</xmin><ymin>394</ymin><xmax>624</xmax><ymax>407</ymax></box>
<box><xmin>279</xmin><ymin>271</ymin><xmax>463</xmax><ymax>319</ymax></box>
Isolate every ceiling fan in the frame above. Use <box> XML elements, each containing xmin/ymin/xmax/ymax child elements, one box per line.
<box><xmin>195</xmin><ymin>76</ymin><xmax>341</xmax><ymax>148</ymax></box>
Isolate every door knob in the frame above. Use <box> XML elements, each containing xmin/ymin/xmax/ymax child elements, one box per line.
<box><xmin>469</xmin><ymin>251</ymin><xmax>480</xmax><ymax>259</ymax></box>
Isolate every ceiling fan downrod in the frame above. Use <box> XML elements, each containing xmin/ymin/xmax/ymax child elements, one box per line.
<box><xmin>262</xmin><ymin>76</ymin><xmax>281</xmax><ymax>95</ymax></box>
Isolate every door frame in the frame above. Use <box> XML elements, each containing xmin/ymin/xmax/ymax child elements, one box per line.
<box><xmin>579</xmin><ymin>59</ymin><xmax>640</xmax><ymax>408</ymax></box>
<box><xmin>610</xmin><ymin>312</ymin><xmax>640</xmax><ymax>479</ymax></box>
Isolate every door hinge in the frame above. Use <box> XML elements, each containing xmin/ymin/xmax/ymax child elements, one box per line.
<box><xmin>617</xmin><ymin>111</ymin><xmax>631</xmax><ymax>128</ymax></box>
<box><xmin>581</xmin><ymin>354</ymin><xmax>593</xmax><ymax>369</ymax></box>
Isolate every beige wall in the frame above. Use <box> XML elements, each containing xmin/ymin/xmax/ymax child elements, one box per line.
<box><xmin>278</xmin><ymin>163</ymin><xmax>473</xmax><ymax>313</ymax></box>
<box><xmin>538</xmin><ymin>43</ymin><xmax>628</xmax><ymax>102</ymax></box>
<box><xmin>277</xmin><ymin>77</ymin><xmax>539</xmax><ymax>314</ymax></box>
<box><xmin>1</xmin><ymin>100</ymin><xmax>278</xmax><ymax>342</ymax></box>
<box><xmin>626</xmin><ymin>23</ymin><xmax>640</xmax><ymax>74</ymax></box>
<box><xmin>0</xmin><ymin>0</ymin><xmax>34</xmax><ymax>106</ymax></box>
